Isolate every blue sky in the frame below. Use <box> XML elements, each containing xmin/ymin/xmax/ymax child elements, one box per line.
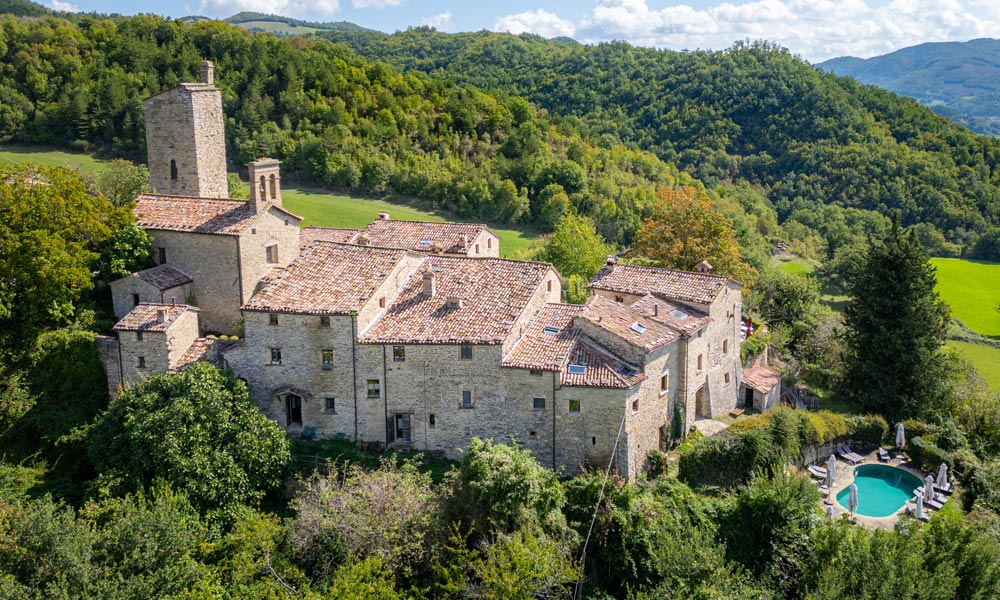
<box><xmin>47</xmin><ymin>0</ymin><xmax>1000</xmax><ymax>62</ymax></box>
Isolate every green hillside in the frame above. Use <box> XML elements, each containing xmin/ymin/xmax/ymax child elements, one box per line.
<box><xmin>321</xmin><ymin>29</ymin><xmax>1000</xmax><ymax>255</ymax></box>
<box><xmin>932</xmin><ymin>257</ymin><xmax>1000</xmax><ymax>337</ymax></box>
<box><xmin>820</xmin><ymin>39</ymin><xmax>1000</xmax><ymax>135</ymax></box>
<box><xmin>0</xmin><ymin>0</ymin><xmax>48</xmax><ymax>16</ymax></box>
<box><xmin>947</xmin><ymin>340</ymin><xmax>1000</xmax><ymax>391</ymax></box>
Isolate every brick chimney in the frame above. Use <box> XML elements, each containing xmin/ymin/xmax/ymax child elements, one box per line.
<box><xmin>378</xmin><ymin>211</ymin><xmax>390</xmax><ymax>220</ymax></box>
<box><xmin>696</xmin><ymin>260</ymin><xmax>713</xmax><ymax>273</ymax></box>
<box><xmin>200</xmin><ymin>61</ymin><xmax>214</xmax><ymax>86</ymax></box>
<box><xmin>248</xmin><ymin>158</ymin><xmax>282</xmax><ymax>212</ymax></box>
<box><xmin>605</xmin><ymin>255</ymin><xmax>618</xmax><ymax>269</ymax></box>
<box><xmin>356</xmin><ymin>234</ymin><xmax>370</xmax><ymax>246</ymax></box>
<box><xmin>156</xmin><ymin>309</ymin><xmax>166</xmax><ymax>324</ymax></box>
<box><xmin>422</xmin><ymin>267</ymin><xmax>436</xmax><ymax>297</ymax></box>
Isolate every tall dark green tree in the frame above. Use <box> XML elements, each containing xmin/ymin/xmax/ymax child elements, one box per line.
<box><xmin>839</xmin><ymin>219</ymin><xmax>951</xmax><ymax>419</ymax></box>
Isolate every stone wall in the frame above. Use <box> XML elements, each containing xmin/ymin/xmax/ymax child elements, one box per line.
<box><xmin>502</xmin><ymin>268</ymin><xmax>563</xmax><ymax>355</ymax></box>
<box><xmin>144</xmin><ymin>85</ymin><xmax>227</xmax><ymax>198</ymax></box>
<box><xmin>470</xmin><ymin>230</ymin><xmax>501</xmax><ymax>258</ymax></box>
<box><xmin>147</xmin><ymin>230</ymin><xmax>239</xmax><ymax>334</ymax></box>
<box><xmin>110</xmin><ymin>277</ymin><xmax>190</xmax><ymax>321</ymax></box>
<box><xmin>237</xmin><ymin>207</ymin><xmax>301</xmax><ymax>302</ymax></box>
<box><xmin>96</xmin><ymin>335</ymin><xmax>122</xmax><ymax>400</ymax></box>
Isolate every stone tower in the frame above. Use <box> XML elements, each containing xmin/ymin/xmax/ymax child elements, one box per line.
<box><xmin>143</xmin><ymin>60</ymin><xmax>228</xmax><ymax>198</ymax></box>
<box><xmin>248</xmin><ymin>158</ymin><xmax>282</xmax><ymax>212</ymax></box>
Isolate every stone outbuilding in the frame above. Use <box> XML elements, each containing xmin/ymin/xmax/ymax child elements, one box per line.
<box><xmin>741</xmin><ymin>364</ymin><xmax>782</xmax><ymax>411</ymax></box>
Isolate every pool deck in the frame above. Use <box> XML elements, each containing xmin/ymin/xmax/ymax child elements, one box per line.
<box><xmin>809</xmin><ymin>449</ymin><xmax>944</xmax><ymax>530</ymax></box>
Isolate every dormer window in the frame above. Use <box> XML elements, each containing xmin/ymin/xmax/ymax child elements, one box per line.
<box><xmin>630</xmin><ymin>322</ymin><xmax>647</xmax><ymax>334</ymax></box>
<box><xmin>617</xmin><ymin>364</ymin><xmax>638</xmax><ymax>377</ymax></box>
<box><xmin>543</xmin><ymin>326</ymin><xmax>560</xmax><ymax>335</ymax></box>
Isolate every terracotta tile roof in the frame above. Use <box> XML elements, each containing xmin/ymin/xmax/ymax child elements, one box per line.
<box><xmin>503</xmin><ymin>304</ymin><xmax>583</xmax><ymax>371</ymax></box>
<box><xmin>501</xmin><ymin>303</ymin><xmax>645</xmax><ymax>388</ymax></box>
<box><xmin>628</xmin><ymin>294</ymin><xmax>711</xmax><ymax>335</ymax></box>
<box><xmin>168</xmin><ymin>337</ymin><xmax>234</xmax><ymax>373</ymax></box>
<box><xmin>243</xmin><ymin>243</ymin><xmax>409</xmax><ymax>315</ymax></box>
<box><xmin>743</xmin><ymin>364</ymin><xmax>781</xmax><ymax>393</ymax></box>
<box><xmin>131</xmin><ymin>264</ymin><xmax>192</xmax><ymax>291</ymax></box>
<box><xmin>360</xmin><ymin>257</ymin><xmax>553</xmax><ymax>345</ymax></box>
<box><xmin>300</xmin><ymin>226</ymin><xmax>359</xmax><ymax>247</ymax></box>
<box><xmin>578</xmin><ymin>294</ymin><xmax>680</xmax><ymax>351</ymax></box>
<box><xmin>134</xmin><ymin>194</ymin><xmax>301</xmax><ymax>236</ymax></box>
<box><xmin>360</xmin><ymin>218</ymin><xmax>492</xmax><ymax>254</ymax></box>
<box><xmin>112</xmin><ymin>303</ymin><xmax>198</xmax><ymax>332</ymax></box>
<box><xmin>590</xmin><ymin>262</ymin><xmax>735</xmax><ymax>305</ymax></box>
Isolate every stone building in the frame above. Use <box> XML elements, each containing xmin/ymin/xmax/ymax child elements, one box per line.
<box><xmin>100</xmin><ymin>63</ymin><xmax>759</xmax><ymax>480</ymax></box>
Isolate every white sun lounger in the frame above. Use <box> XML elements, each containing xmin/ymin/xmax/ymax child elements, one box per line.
<box><xmin>836</xmin><ymin>445</ymin><xmax>863</xmax><ymax>465</ymax></box>
<box><xmin>807</xmin><ymin>464</ymin><xmax>828</xmax><ymax>478</ymax></box>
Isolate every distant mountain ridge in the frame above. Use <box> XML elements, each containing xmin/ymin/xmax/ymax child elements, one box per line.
<box><xmin>819</xmin><ymin>39</ymin><xmax>1000</xmax><ymax>136</ymax></box>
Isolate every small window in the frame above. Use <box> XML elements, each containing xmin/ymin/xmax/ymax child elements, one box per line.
<box><xmin>567</xmin><ymin>364</ymin><xmax>586</xmax><ymax>375</ymax></box>
<box><xmin>614</xmin><ymin>295</ymin><xmax>624</xmax><ymax>303</ymax></box>
<box><xmin>568</xmin><ymin>399</ymin><xmax>581</xmax><ymax>414</ymax></box>
<box><xmin>547</xmin><ymin>280</ymin><xmax>552</xmax><ymax>292</ymax></box>
<box><xmin>723</xmin><ymin>339</ymin><xmax>729</xmax><ymax>354</ymax></box>
<box><xmin>266</xmin><ymin>244</ymin><xmax>279</xmax><ymax>264</ymax></box>
<box><xmin>157</xmin><ymin>247</ymin><xmax>166</xmax><ymax>264</ymax></box>
<box><xmin>132</xmin><ymin>293</ymin><xmax>140</xmax><ymax>307</ymax></box>
<box><xmin>543</xmin><ymin>326</ymin><xmax>560</xmax><ymax>335</ymax></box>
<box><xmin>529</xmin><ymin>430</ymin><xmax>537</xmax><ymax>439</ymax></box>
<box><xmin>533</xmin><ymin>397</ymin><xmax>546</xmax><ymax>411</ymax></box>
<box><xmin>429</xmin><ymin>413</ymin><xmax>436</xmax><ymax>428</ymax></box>
<box><xmin>320</xmin><ymin>316</ymin><xmax>331</xmax><ymax>328</ymax></box>
<box><xmin>269</xmin><ymin>173</ymin><xmax>277</xmax><ymax>199</ymax></box>
<box><xmin>137</xmin><ymin>356</ymin><xmax>146</xmax><ymax>368</ymax></box>
<box><xmin>660</xmin><ymin>373</ymin><xmax>669</xmax><ymax>393</ymax></box>
<box><xmin>617</xmin><ymin>364</ymin><xmax>637</xmax><ymax>377</ymax></box>
<box><xmin>322</xmin><ymin>349</ymin><xmax>333</xmax><ymax>370</ymax></box>
<box><xmin>325</xmin><ymin>397</ymin><xmax>336</xmax><ymax>412</ymax></box>
<box><xmin>270</xmin><ymin>348</ymin><xmax>282</xmax><ymax>365</ymax></box>
<box><xmin>724</xmin><ymin>372</ymin><xmax>731</xmax><ymax>384</ymax></box>
<box><xmin>169</xmin><ymin>159</ymin><xmax>177</xmax><ymax>180</ymax></box>
<box><xmin>379</xmin><ymin>297</ymin><xmax>386</xmax><ymax>308</ymax></box>
<box><xmin>461</xmin><ymin>345</ymin><xmax>473</xmax><ymax>360</ymax></box>
<box><xmin>487</xmin><ymin>237</ymin><xmax>492</xmax><ymax>249</ymax></box>
<box><xmin>136</xmin><ymin>331</ymin><xmax>143</xmax><ymax>342</ymax></box>
<box><xmin>632</xmin><ymin>399</ymin><xmax>640</xmax><ymax>413</ymax></box>
<box><xmin>475</xmin><ymin>243</ymin><xmax>480</xmax><ymax>253</ymax></box>
<box><xmin>367</xmin><ymin>379</ymin><xmax>380</xmax><ymax>398</ymax></box>
<box><xmin>269</xmin><ymin>313</ymin><xmax>279</xmax><ymax>326</ymax></box>
<box><xmin>529</xmin><ymin>369</ymin><xmax>544</xmax><ymax>376</ymax></box>
<box><xmin>462</xmin><ymin>390</ymin><xmax>473</xmax><ymax>408</ymax></box>
<box><xmin>697</xmin><ymin>354</ymin><xmax>703</xmax><ymax>370</ymax></box>
<box><xmin>393</xmin><ymin>346</ymin><xmax>406</xmax><ymax>362</ymax></box>
<box><xmin>630</xmin><ymin>322</ymin><xmax>647</xmax><ymax>334</ymax></box>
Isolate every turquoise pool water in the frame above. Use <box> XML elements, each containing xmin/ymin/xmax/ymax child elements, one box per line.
<box><xmin>836</xmin><ymin>464</ymin><xmax>922</xmax><ymax>517</ymax></box>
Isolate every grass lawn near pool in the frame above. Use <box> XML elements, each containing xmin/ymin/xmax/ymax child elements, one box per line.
<box><xmin>0</xmin><ymin>145</ymin><xmax>541</xmax><ymax>258</ymax></box>
<box><xmin>946</xmin><ymin>341</ymin><xmax>1000</xmax><ymax>392</ymax></box>
<box><xmin>931</xmin><ymin>258</ymin><xmax>1000</xmax><ymax>338</ymax></box>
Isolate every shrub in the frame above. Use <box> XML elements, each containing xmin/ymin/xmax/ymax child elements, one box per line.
<box><xmin>846</xmin><ymin>414</ymin><xmax>889</xmax><ymax>445</ymax></box>
<box><xmin>805</xmin><ymin>411</ymin><xmax>850</xmax><ymax>444</ymax></box>
<box><xmin>906</xmin><ymin>436</ymin><xmax>950</xmax><ymax>473</ymax></box>
<box><xmin>646</xmin><ymin>449</ymin><xmax>669</xmax><ymax>479</ymax></box>
<box><xmin>900</xmin><ymin>418</ymin><xmax>936</xmax><ymax>439</ymax></box>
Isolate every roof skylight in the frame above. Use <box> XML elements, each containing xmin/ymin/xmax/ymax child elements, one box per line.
<box><xmin>668</xmin><ymin>309</ymin><xmax>690</xmax><ymax>319</ymax></box>
<box><xmin>567</xmin><ymin>364</ymin><xmax>587</xmax><ymax>375</ymax></box>
<box><xmin>543</xmin><ymin>326</ymin><xmax>561</xmax><ymax>335</ymax></box>
<box><xmin>629</xmin><ymin>322</ymin><xmax>647</xmax><ymax>334</ymax></box>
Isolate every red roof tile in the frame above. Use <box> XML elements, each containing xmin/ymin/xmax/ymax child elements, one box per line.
<box><xmin>300</xmin><ymin>226</ymin><xmax>359</xmax><ymax>247</ymax></box>
<box><xmin>590</xmin><ymin>262</ymin><xmax>735</xmax><ymax>305</ymax></box>
<box><xmin>112</xmin><ymin>303</ymin><xmax>198</xmax><ymax>332</ymax></box>
<box><xmin>562</xmin><ymin>339</ymin><xmax>645</xmax><ymax>389</ymax></box>
<box><xmin>243</xmin><ymin>242</ymin><xmax>410</xmax><ymax>315</ymax></box>
<box><xmin>360</xmin><ymin>218</ymin><xmax>493</xmax><ymax>255</ymax></box>
<box><xmin>134</xmin><ymin>194</ymin><xmax>301</xmax><ymax>236</ymax></box>
<box><xmin>360</xmin><ymin>257</ymin><xmax>553</xmax><ymax>345</ymax></box>
<box><xmin>578</xmin><ymin>295</ymin><xmax>680</xmax><ymax>351</ymax></box>
<box><xmin>628</xmin><ymin>294</ymin><xmax>711</xmax><ymax>335</ymax></box>
<box><xmin>169</xmin><ymin>337</ymin><xmax>235</xmax><ymax>372</ymax></box>
<box><xmin>743</xmin><ymin>364</ymin><xmax>781</xmax><ymax>393</ymax></box>
<box><xmin>131</xmin><ymin>264</ymin><xmax>192</xmax><ymax>291</ymax></box>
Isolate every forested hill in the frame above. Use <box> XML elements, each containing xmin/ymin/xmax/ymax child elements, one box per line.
<box><xmin>0</xmin><ymin>15</ymin><xmax>697</xmax><ymax>243</ymax></box>
<box><xmin>321</xmin><ymin>28</ymin><xmax>1000</xmax><ymax>248</ymax></box>
<box><xmin>820</xmin><ymin>39</ymin><xmax>1000</xmax><ymax>136</ymax></box>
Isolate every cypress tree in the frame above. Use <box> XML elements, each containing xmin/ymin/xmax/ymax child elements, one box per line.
<box><xmin>839</xmin><ymin>217</ymin><xmax>951</xmax><ymax>419</ymax></box>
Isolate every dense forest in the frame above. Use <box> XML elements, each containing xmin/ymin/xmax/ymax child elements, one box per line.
<box><xmin>320</xmin><ymin>28</ymin><xmax>1000</xmax><ymax>258</ymax></box>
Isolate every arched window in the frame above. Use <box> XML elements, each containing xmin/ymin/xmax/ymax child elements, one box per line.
<box><xmin>258</xmin><ymin>175</ymin><xmax>266</xmax><ymax>197</ymax></box>
<box><xmin>269</xmin><ymin>173</ymin><xmax>277</xmax><ymax>199</ymax></box>
<box><xmin>170</xmin><ymin>159</ymin><xmax>177</xmax><ymax>180</ymax></box>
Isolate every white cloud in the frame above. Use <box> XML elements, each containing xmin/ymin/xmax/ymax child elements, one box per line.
<box><xmin>493</xmin><ymin>9</ymin><xmax>577</xmax><ymax>38</ymax></box>
<box><xmin>573</xmin><ymin>0</ymin><xmax>1000</xmax><ymax>61</ymax></box>
<box><xmin>50</xmin><ymin>0</ymin><xmax>80</xmax><ymax>11</ymax></box>
<box><xmin>350</xmin><ymin>0</ymin><xmax>405</xmax><ymax>7</ymax></box>
<box><xmin>196</xmin><ymin>0</ymin><xmax>341</xmax><ymax>19</ymax></box>
<box><xmin>421</xmin><ymin>11</ymin><xmax>452</xmax><ymax>31</ymax></box>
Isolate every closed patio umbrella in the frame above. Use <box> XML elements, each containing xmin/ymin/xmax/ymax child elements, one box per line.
<box><xmin>896</xmin><ymin>423</ymin><xmax>906</xmax><ymax>449</ymax></box>
<box><xmin>925</xmin><ymin>474</ymin><xmax>937</xmax><ymax>500</ymax></box>
<box><xmin>916</xmin><ymin>493</ymin><xmax>925</xmax><ymax>520</ymax></box>
<box><xmin>937</xmin><ymin>463</ymin><xmax>949</xmax><ymax>489</ymax></box>
<box><xmin>826</xmin><ymin>505</ymin><xmax>834</xmax><ymax>518</ymax></box>
<box><xmin>825</xmin><ymin>466</ymin><xmax>834</xmax><ymax>494</ymax></box>
<box><xmin>848</xmin><ymin>483</ymin><xmax>859</xmax><ymax>514</ymax></box>
<box><xmin>827</xmin><ymin>454</ymin><xmax>837</xmax><ymax>481</ymax></box>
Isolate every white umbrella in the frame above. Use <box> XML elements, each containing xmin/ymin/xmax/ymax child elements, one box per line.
<box><xmin>825</xmin><ymin>467</ymin><xmax>834</xmax><ymax>494</ymax></box>
<box><xmin>916</xmin><ymin>493</ymin><xmax>925</xmax><ymax>520</ymax></box>
<box><xmin>826</xmin><ymin>505</ymin><xmax>835</xmax><ymax>518</ymax></box>
<box><xmin>896</xmin><ymin>423</ymin><xmax>906</xmax><ymax>449</ymax></box>
<box><xmin>937</xmin><ymin>463</ymin><xmax>949</xmax><ymax>489</ymax></box>
<box><xmin>827</xmin><ymin>454</ymin><xmax>838</xmax><ymax>481</ymax></box>
<box><xmin>848</xmin><ymin>483</ymin><xmax>859</xmax><ymax>513</ymax></box>
<box><xmin>925</xmin><ymin>474</ymin><xmax>937</xmax><ymax>500</ymax></box>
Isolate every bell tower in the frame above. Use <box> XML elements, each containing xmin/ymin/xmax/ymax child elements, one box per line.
<box><xmin>143</xmin><ymin>60</ymin><xmax>228</xmax><ymax>198</ymax></box>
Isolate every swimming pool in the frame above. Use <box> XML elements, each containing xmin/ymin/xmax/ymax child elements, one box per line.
<box><xmin>836</xmin><ymin>464</ymin><xmax>922</xmax><ymax>518</ymax></box>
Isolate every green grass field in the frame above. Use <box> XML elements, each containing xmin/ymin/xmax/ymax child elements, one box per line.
<box><xmin>946</xmin><ymin>341</ymin><xmax>1000</xmax><ymax>391</ymax></box>
<box><xmin>233</xmin><ymin>21</ymin><xmax>322</xmax><ymax>36</ymax></box>
<box><xmin>773</xmin><ymin>255</ymin><xmax>815</xmax><ymax>276</ymax></box>
<box><xmin>932</xmin><ymin>258</ymin><xmax>1000</xmax><ymax>337</ymax></box>
<box><xmin>1</xmin><ymin>145</ymin><xmax>540</xmax><ymax>258</ymax></box>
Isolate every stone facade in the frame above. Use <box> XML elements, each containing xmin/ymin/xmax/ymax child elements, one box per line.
<box><xmin>144</xmin><ymin>62</ymin><xmax>228</xmax><ymax>198</ymax></box>
<box><xmin>110</xmin><ymin>274</ymin><xmax>191</xmax><ymax>321</ymax></box>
